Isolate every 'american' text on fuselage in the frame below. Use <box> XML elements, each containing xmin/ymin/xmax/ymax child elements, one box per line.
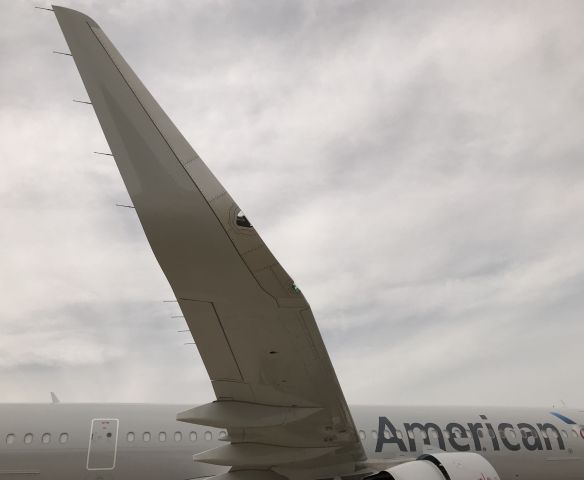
<box><xmin>375</xmin><ymin>416</ymin><xmax>569</xmax><ymax>453</ymax></box>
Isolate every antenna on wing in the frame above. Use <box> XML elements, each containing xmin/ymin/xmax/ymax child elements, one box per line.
<box><xmin>53</xmin><ymin>50</ymin><xmax>72</xmax><ymax>56</ymax></box>
<box><xmin>34</xmin><ymin>6</ymin><xmax>54</xmax><ymax>11</ymax></box>
<box><xmin>50</xmin><ymin>392</ymin><xmax>60</xmax><ymax>404</ymax></box>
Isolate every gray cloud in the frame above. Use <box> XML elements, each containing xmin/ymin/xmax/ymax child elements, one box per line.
<box><xmin>1</xmin><ymin>0</ymin><xmax>584</xmax><ymax>408</ymax></box>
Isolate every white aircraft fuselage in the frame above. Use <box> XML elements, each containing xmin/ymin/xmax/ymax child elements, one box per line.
<box><xmin>0</xmin><ymin>404</ymin><xmax>582</xmax><ymax>480</ymax></box>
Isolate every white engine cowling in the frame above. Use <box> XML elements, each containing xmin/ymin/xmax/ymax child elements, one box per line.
<box><xmin>368</xmin><ymin>452</ymin><xmax>500</xmax><ymax>480</ymax></box>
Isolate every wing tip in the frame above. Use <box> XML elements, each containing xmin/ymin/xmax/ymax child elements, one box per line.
<box><xmin>52</xmin><ymin>5</ymin><xmax>100</xmax><ymax>28</ymax></box>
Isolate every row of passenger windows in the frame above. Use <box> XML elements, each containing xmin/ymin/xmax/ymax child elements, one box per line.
<box><xmin>358</xmin><ymin>428</ymin><xmax>575</xmax><ymax>441</ymax></box>
<box><xmin>4</xmin><ymin>430</ymin><xmax>226</xmax><ymax>446</ymax></box>
<box><xmin>131</xmin><ymin>430</ymin><xmax>227</xmax><ymax>443</ymax></box>
<box><xmin>6</xmin><ymin>433</ymin><xmax>69</xmax><ymax>445</ymax></box>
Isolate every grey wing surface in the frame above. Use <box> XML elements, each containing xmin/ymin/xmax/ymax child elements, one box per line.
<box><xmin>53</xmin><ymin>6</ymin><xmax>367</xmax><ymax>479</ymax></box>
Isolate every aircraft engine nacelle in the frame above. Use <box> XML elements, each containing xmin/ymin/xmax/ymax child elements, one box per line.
<box><xmin>367</xmin><ymin>452</ymin><xmax>500</xmax><ymax>480</ymax></box>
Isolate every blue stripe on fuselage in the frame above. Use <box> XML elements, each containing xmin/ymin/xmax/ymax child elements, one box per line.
<box><xmin>550</xmin><ymin>411</ymin><xmax>577</xmax><ymax>425</ymax></box>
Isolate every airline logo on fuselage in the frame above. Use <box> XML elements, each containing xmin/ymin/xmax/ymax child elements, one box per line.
<box><xmin>375</xmin><ymin>414</ymin><xmax>579</xmax><ymax>453</ymax></box>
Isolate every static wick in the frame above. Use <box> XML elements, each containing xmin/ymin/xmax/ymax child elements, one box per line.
<box><xmin>73</xmin><ymin>99</ymin><xmax>92</xmax><ymax>105</ymax></box>
<box><xmin>34</xmin><ymin>6</ymin><xmax>54</xmax><ymax>11</ymax></box>
<box><xmin>94</xmin><ymin>151</ymin><xmax>114</xmax><ymax>157</ymax></box>
<box><xmin>115</xmin><ymin>203</ymin><xmax>135</xmax><ymax>209</ymax></box>
<box><xmin>53</xmin><ymin>51</ymin><xmax>72</xmax><ymax>56</ymax></box>
<box><xmin>163</xmin><ymin>300</ymin><xmax>178</xmax><ymax>303</ymax></box>
<box><xmin>171</xmin><ymin>315</ymin><xmax>184</xmax><ymax>318</ymax></box>
<box><xmin>177</xmin><ymin>329</ymin><xmax>189</xmax><ymax>333</ymax></box>
<box><xmin>184</xmin><ymin>342</ymin><xmax>195</xmax><ymax>345</ymax></box>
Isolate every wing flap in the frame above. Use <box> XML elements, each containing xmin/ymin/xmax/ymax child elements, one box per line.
<box><xmin>176</xmin><ymin>402</ymin><xmax>322</xmax><ymax>429</ymax></box>
<box><xmin>192</xmin><ymin>444</ymin><xmax>338</xmax><ymax>468</ymax></box>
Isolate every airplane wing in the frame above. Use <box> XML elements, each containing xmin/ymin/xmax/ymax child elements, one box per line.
<box><xmin>53</xmin><ymin>6</ymin><xmax>368</xmax><ymax>480</ymax></box>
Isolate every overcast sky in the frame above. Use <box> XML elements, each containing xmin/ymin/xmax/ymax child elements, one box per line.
<box><xmin>1</xmin><ymin>0</ymin><xmax>584</xmax><ymax>408</ymax></box>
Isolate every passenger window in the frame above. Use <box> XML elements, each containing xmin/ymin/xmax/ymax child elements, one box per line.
<box><xmin>408</xmin><ymin>431</ymin><xmax>414</xmax><ymax>439</ymax></box>
<box><xmin>478</xmin><ymin>430</ymin><xmax>484</xmax><ymax>438</ymax></box>
<box><xmin>127</xmin><ymin>432</ymin><xmax>135</xmax><ymax>442</ymax></box>
<box><xmin>371</xmin><ymin>430</ymin><xmax>378</xmax><ymax>440</ymax></box>
<box><xmin>219</xmin><ymin>431</ymin><xmax>226</xmax><ymax>439</ymax></box>
<box><xmin>358</xmin><ymin>430</ymin><xmax>366</xmax><ymax>441</ymax></box>
<box><xmin>6</xmin><ymin>434</ymin><xmax>15</xmax><ymax>445</ymax></box>
<box><xmin>561</xmin><ymin>430</ymin><xmax>568</xmax><ymax>439</ymax></box>
<box><xmin>190</xmin><ymin>431</ymin><xmax>197</xmax><ymax>442</ymax></box>
<box><xmin>431</xmin><ymin>430</ymin><xmax>438</xmax><ymax>439</ymax></box>
<box><xmin>143</xmin><ymin>432</ymin><xmax>151</xmax><ymax>442</ymax></box>
<box><xmin>159</xmin><ymin>432</ymin><xmax>167</xmax><ymax>442</ymax></box>
<box><xmin>41</xmin><ymin>433</ymin><xmax>51</xmax><ymax>444</ymax></box>
<box><xmin>24</xmin><ymin>433</ymin><xmax>33</xmax><ymax>444</ymax></box>
<box><xmin>421</xmin><ymin>431</ymin><xmax>427</xmax><ymax>440</ymax></box>
<box><xmin>204</xmin><ymin>431</ymin><xmax>212</xmax><ymax>441</ymax></box>
<box><xmin>396</xmin><ymin>430</ymin><xmax>403</xmax><ymax>439</ymax></box>
<box><xmin>174</xmin><ymin>432</ymin><xmax>182</xmax><ymax>442</ymax></box>
<box><xmin>59</xmin><ymin>433</ymin><xmax>68</xmax><ymax>444</ymax></box>
<box><xmin>572</xmin><ymin>430</ymin><xmax>578</xmax><ymax>438</ymax></box>
<box><xmin>508</xmin><ymin>429</ymin><xmax>517</xmax><ymax>439</ymax></box>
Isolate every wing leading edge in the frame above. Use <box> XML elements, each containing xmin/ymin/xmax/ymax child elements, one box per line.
<box><xmin>53</xmin><ymin>6</ymin><xmax>367</xmax><ymax>478</ymax></box>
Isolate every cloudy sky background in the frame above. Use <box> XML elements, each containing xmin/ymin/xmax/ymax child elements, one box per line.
<box><xmin>1</xmin><ymin>0</ymin><xmax>584</xmax><ymax>408</ymax></box>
